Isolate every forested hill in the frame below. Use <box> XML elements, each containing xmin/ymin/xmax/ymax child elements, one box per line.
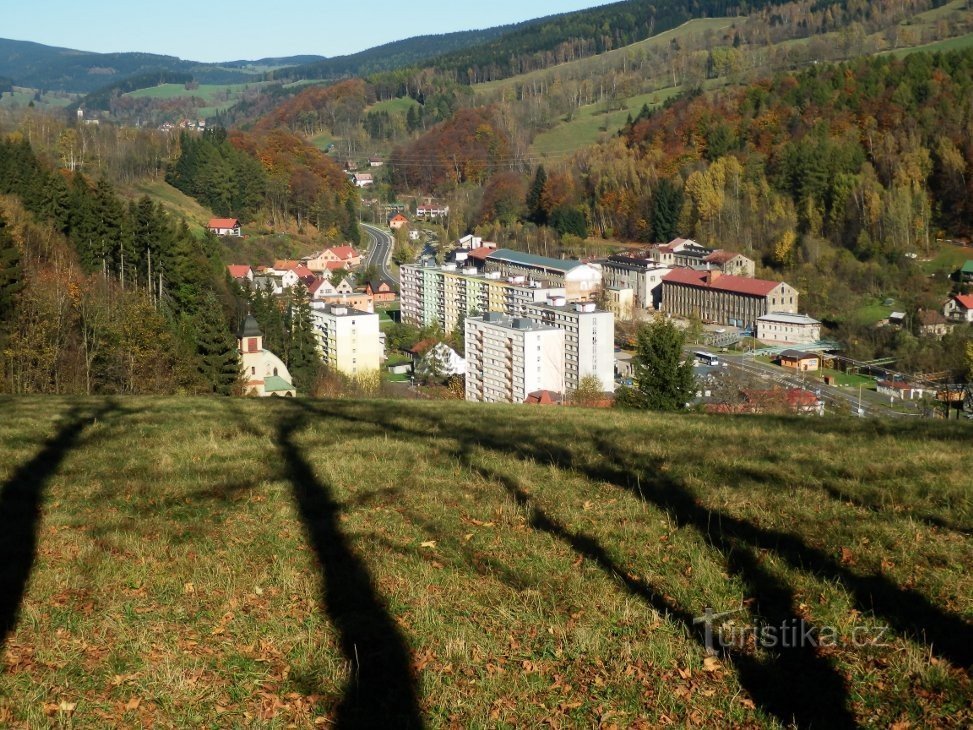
<box><xmin>0</xmin><ymin>38</ymin><xmax>323</xmax><ymax>93</ymax></box>
<box><xmin>270</xmin><ymin>26</ymin><xmax>520</xmax><ymax>83</ymax></box>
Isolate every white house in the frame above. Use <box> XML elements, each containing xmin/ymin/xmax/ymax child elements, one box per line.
<box><xmin>353</xmin><ymin>173</ymin><xmax>374</xmax><ymax>188</ymax></box>
<box><xmin>944</xmin><ymin>294</ymin><xmax>973</xmax><ymax>323</ymax></box>
<box><xmin>208</xmin><ymin>218</ymin><xmax>242</xmax><ymax>237</ymax></box>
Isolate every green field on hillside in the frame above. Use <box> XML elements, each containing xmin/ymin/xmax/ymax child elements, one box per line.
<box><xmin>125</xmin><ymin>82</ymin><xmax>271</xmax><ymax>102</ymax></box>
<box><xmin>530</xmin><ymin>87</ymin><xmax>682</xmax><ymax>158</ymax></box>
<box><xmin>367</xmin><ymin>97</ymin><xmax>420</xmax><ymax>115</ymax></box>
<box><xmin>0</xmin><ymin>397</ymin><xmax>969</xmax><ymax>727</ymax></box>
<box><xmin>119</xmin><ymin>180</ymin><xmax>214</xmax><ymax>235</ymax></box>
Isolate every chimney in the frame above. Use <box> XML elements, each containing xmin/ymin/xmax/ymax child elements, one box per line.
<box><xmin>705</xmin><ymin>270</ymin><xmax>722</xmax><ymax>284</ymax></box>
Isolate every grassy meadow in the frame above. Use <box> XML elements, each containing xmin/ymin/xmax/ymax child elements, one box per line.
<box><xmin>0</xmin><ymin>397</ymin><xmax>970</xmax><ymax>727</ymax></box>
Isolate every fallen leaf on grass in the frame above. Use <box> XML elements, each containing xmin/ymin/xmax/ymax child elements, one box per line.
<box><xmin>840</xmin><ymin>547</ymin><xmax>855</xmax><ymax>565</ymax></box>
<box><xmin>702</xmin><ymin>657</ymin><xmax>721</xmax><ymax>673</ymax></box>
<box><xmin>125</xmin><ymin>698</ymin><xmax>141</xmax><ymax>711</ymax></box>
<box><xmin>58</xmin><ymin>701</ymin><xmax>77</xmax><ymax>714</ymax></box>
<box><xmin>420</xmin><ymin>541</ymin><xmax>437</xmax><ymax>549</ymax></box>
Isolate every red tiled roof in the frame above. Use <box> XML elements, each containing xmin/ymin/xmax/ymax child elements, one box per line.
<box><xmin>703</xmin><ymin>250</ymin><xmax>736</xmax><ymax>264</ymax></box>
<box><xmin>407</xmin><ymin>338</ymin><xmax>438</xmax><ymax>356</ymax></box>
<box><xmin>525</xmin><ymin>390</ymin><xmax>562</xmax><ymax>405</ymax></box>
<box><xmin>273</xmin><ymin>259</ymin><xmax>301</xmax><ymax>271</ymax></box>
<box><xmin>328</xmin><ymin>245</ymin><xmax>358</xmax><ymax>260</ymax></box>
<box><xmin>918</xmin><ymin>310</ymin><xmax>947</xmax><ymax>326</ymax></box>
<box><xmin>209</xmin><ymin>218</ymin><xmax>239</xmax><ymax>229</ymax></box>
<box><xmin>390</xmin><ymin>214</ymin><xmax>408</xmax><ymax>222</ymax></box>
<box><xmin>663</xmin><ymin>268</ymin><xmax>782</xmax><ymax>297</ymax></box>
<box><xmin>226</xmin><ymin>265</ymin><xmax>251</xmax><ymax>278</ymax></box>
<box><xmin>467</xmin><ymin>246</ymin><xmax>495</xmax><ymax>261</ymax></box>
<box><xmin>954</xmin><ymin>294</ymin><xmax>973</xmax><ymax>309</ymax></box>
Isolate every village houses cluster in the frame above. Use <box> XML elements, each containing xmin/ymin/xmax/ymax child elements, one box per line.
<box><xmin>223</xmin><ymin>233</ymin><xmax>393</xmax><ymax>397</ymax></box>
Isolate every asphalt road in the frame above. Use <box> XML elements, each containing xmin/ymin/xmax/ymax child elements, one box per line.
<box><xmin>361</xmin><ymin>223</ymin><xmax>398</xmax><ymax>288</ymax></box>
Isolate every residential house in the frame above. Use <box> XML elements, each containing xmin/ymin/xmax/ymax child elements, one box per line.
<box><xmin>603</xmin><ymin>287</ymin><xmax>634</xmax><ymax>320</ymax></box>
<box><xmin>662</xmin><ymin>269</ymin><xmax>799</xmax><ymax>328</ymax></box>
<box><xmin>756</xmin><ymin>313</ymin><xmax>822</xmax><ymax>345</ymax></box>
<box><xmin>368</xmin><ymin>157</ymin><xmax>384</xmax><ymax>168</ymax></box>
<box><xmin>208</xmin><ymin>218</ymin><xmax>242</xmax><ymax>237</ymax></box>
<box><xmin>237</xmin><ymin>315</ymin><xmax>296</xmax><ymax>397</ymax></box>
<box><xmin>917</xmin><ymin>309</ymin><xmax>952</xmax><ymax>338</ymax></box>
<box><xmin>270</xmin><ymin>261</ymin><xmax>315</xmax><ymax>288</ymax></box>
<box><xmin>389</xmin><ymin>214</ymin><xmax>409</xmax><ymax>231</ymax></box>
<box><xmin>304</xmin><ymin>246</ymin><xmax>362</xmax><ymax>273</ymax></box>
<box><xmin>226</xmin><ymin>264</ymin><xmax>253</xmax><ymax>282</ymax></box>
<box><xmin>465</xmin><ymin>312</ymin><xmax>565</xmax><ymax>404</ymax></box>
<box><xmin>484</xmin><ymin>249</ymin><xmax>602</xmax><ymax>301</ymax></box>
<box><xmin>365</xmin><ymin>279</ymin><xmax>397</xmax><ymax>303</ymax></box>
<box><xmin>252</xmin><ymin>274</ymin><xmax>286</xmax><ymax>295</ymax></box>
<box><xmin>944</xmin><ymin>294</ymin><xmax>973</xmax><ymax>323</ymax></box>
<box><xmin>742</xmin><ymin>388</ymin><xmax>823</xmax><ymax>415</ymax></box>
<box><xmin>778</xmin><ymin>350</ymin><xmax>820</xmax><ymax>372</ymax></box>
<box><xmin>353</xmin><ymin>173</ymin><xmax>374</xmax><ymax>188</ymax></box>
<box><xmin>702</xmin><ymin>250</ymin><xmax>756</xmax><ymax>277</ymax></box>
<box><xmin>525</xmin><ymin>390</ymin><xmax>563</xmax><ymax>405</ymax></box>
<box><xmin>308</xmin><ymin>278</ymin><xmax>338</xmax><ymax>301</ymax></box>
<box><xmin>309</xmin><ymin>302</ymin><xmax>381</xmax><ymax>376</ymax></box>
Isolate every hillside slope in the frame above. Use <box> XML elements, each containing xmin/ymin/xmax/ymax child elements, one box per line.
<box><xmin>0</xmin><ymin>397</ymin><xmax>968</xmax><ymax>727</ymax></box>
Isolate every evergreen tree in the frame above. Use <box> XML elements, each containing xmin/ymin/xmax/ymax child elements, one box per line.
<box><xmin>283</xmin><ymin>284</ymin><xmax>322</xmax><ymax>390</ymax></box>
<box><xmin>526</xmin><ymin>165</ymin><xmax>548</xmax><ymax>224</ymax></box>
<box><xmin>650</xmin><ymin>178</ymin><xmax>683</xmax><ymax>243</ymax></box>
<box><xmin>550</xmin><ymin>205</ymin><xmax>588</xmax><ymax>238</ymax></box>
<box><xmin>0</xmin><ymin>212</ymin><xmax>23</xmax><ymax>326</ymax></box>
<box><xmin>193</xmin><ymin>291</ymin><xmax>241</xmax><ymax>395</ymax></box>
<box><xmin>619</xmin><ymin>318</ymin><xmax>695</xmax><ymax>411</ymax></box>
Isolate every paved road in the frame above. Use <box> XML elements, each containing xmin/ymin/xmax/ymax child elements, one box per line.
<box><xmin>361</xmin><ymin>223</ymin><xmax>398</xmax><ymax>288</ymax></box>
<box><xmin>716</xmin><ymin>352</ymin><xmax>911</xmax><ymax>418</ymax></box>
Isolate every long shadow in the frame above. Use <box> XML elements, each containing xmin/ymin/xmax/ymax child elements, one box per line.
<box><xmin>311</xmin><ymin>403</ymin><xmax>856</xmax><ymax>726</ymax></box>
<box><xmin>315</xmin><ymin>402</ymin><xmax>973</xmax><ymax>724</ymax></box>
<box><xmin>276</xmin><ymin>404</ymin><xmax>423</xmax><ymax>728</ymax></box>
<box><xmin>0</xmin><ymin>402</ymin><xmax>120</xmax><ymax>644</ymax></box>
<box><xmin>460</xmin><ymin>451</ymin><xmax>856</xmax><ymax>729</ymax></box>
<box><xmin>819</xmin><ymin>482</ymin><xmax>972</xmax><ymax>537</ymax></box>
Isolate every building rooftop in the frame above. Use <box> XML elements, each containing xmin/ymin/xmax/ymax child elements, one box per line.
<box><xmin>310</xmin><ymin>302</ymin><xmax>374</xmax><ymax>318</ymax></box>
<box><xmin>487</xmin><ymin>249</ymin><xmax>587</xmax><ymax>274</ymax></box>
<box><xmin>238</xmin><ymin>315</ymin><xmax>262</xmax><ymax>338</ymax></box>
<box><xmin>757</xmin><ymin>312</ymin><xmax>821</xmax><ymax>325</ymax></box>
<box><xmin>779</xmin><ymin>349</ymin><xmax>819</xmax><ymax>360</ymax></box>
<box><xmin>263</xmin><ymin>375</ymin><xmax>294</xmax><ymax>393</ymax></box>
<box><xmin>476</xmin><ymin>312</ymin><xmax>557</xmax><ymax>332</ymax></box>
<box><xmin>663</xmin><ymin>268</ymin><xmax>784</xmax><ymax>297</ymax></box>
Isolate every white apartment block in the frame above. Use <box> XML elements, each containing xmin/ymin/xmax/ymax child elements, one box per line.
<box><xmin>465</xmin><ymin>313</ymin><xmax>565</xmax><ymax>404</ymax></box>
<box><xmin>525</xmin><ymin>298</ymin><xmax>615</xmax><ymax>393</ymax></box>
<box><xmin>309</xmin><ymin>303</ymin><xmax>381</xmax><ymax>377</ymax></box>
<box><xmin>400</xmin><ymin>263</ymin><xmax>565</xmax><ymax>333</ymax></box>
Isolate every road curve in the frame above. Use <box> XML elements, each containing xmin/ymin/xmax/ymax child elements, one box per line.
<box><xmin>361</xmin><ymin>223</ymin><xmax>398</xmax><ymax>288</ymax></box>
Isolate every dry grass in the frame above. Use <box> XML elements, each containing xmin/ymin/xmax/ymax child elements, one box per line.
<box><xmin>0</xmin><ymin>397</ymin><xmax>970</xmax><ymax>727</ymax></box>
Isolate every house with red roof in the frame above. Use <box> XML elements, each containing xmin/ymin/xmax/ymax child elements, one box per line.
<box><xmin>661</xmin><ymin>269</ymin><xmax>798</xmax><ymax>328</ymax></box>
<box><xmin>226</xmin><ymin>264</ymin><xmax>253</xmax><ymax>282</ymax></box>
<box><xmin>208</xmin><ymin>218</ymin><xmax>242</xmax><ymax>237</ymax></box>
<box><xmin>389</xmin><ymin>213</ymin><xmax>409</xmax><ymax>231</ymax></box>
<box><xmin>304</xmin><ymin>246</ymin><xmax>362</xmax><ymax>274</ymax></box>
<box><xmin>944</xmin><ymin>294</ymin><xmax>973</xmax><ymax>323</ymax></box>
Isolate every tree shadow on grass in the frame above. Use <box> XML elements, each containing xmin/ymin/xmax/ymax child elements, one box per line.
<box><xmin>275</xmin><ymin>403</ymin><xmax>423</xmax><ymax>729</ymax></box>
<box><xmin>0</xmin><ymin>401</ymin><xmax>125</xmax><ymax>645</ymax></box>
<box><xmin>314</xmin><ymin>401</ymin><xmax>973</xmax><ymax>726</ymax></box>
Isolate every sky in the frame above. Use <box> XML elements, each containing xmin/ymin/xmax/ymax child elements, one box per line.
<box><xmin>3</xmin><ymin>1</ymin><xmax>608</xmax><ymax>62</ymax></box>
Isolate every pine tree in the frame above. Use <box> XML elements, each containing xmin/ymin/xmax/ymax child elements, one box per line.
<box><xmin>283</xmin><ymin>285</ymin><xmax>321</xmax><ymax>390</ymax></box>
<box><xmin>650</xmin><ymin>178</ymin><xmax>683</xmax><ymax>243</ymax></box>
<box><xmin>526</xmin><ymin>165</ymin><xmax>548</xmax><ymax>224</ymax></box>
<box><xmin>193</xmin><ymin>291</ymin><xmax>241</xmax><ymax>395</ymax></box>
<box><xmin>0</xmin><ymin>212</ymin><xmax>23</xmax><ymax>325</ymax></box>
<box><xmin>620</xmin><ymin>318</ymin><xmax>695</xmax><ymax>411</ymax></box>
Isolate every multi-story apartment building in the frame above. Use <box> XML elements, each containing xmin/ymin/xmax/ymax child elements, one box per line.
<box><xmin>484</xmin><ymin>249</ymin><xmax>602</xmax><ymax>301</ymax></box>
<box><xmin>465</xmin><ymin>313</ymin><xmax>565</xmax><ymax>404</ymax></box>
<box><xmin>309</xmin><ymin>303</ymin><xmax>381</xmax><ymax>377</ymax></box>
<box><xmin>399</xmin><ymin>263</ymin><xmax>565</xmax><ymax>333</ymax></box>
<box><xmin>601</xmin><ymin>255</ymin><xmax>672</xmax><ymax>310</ymax></box>
<box><xmin>661</xmin><ymin>269</ymin><xmax>798</xmax><ymax>328</ymax></box>
<box><xmin>524</xmin><ymin>298</ymin><xmax>615</xmax><ymax>393</ymax></box>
